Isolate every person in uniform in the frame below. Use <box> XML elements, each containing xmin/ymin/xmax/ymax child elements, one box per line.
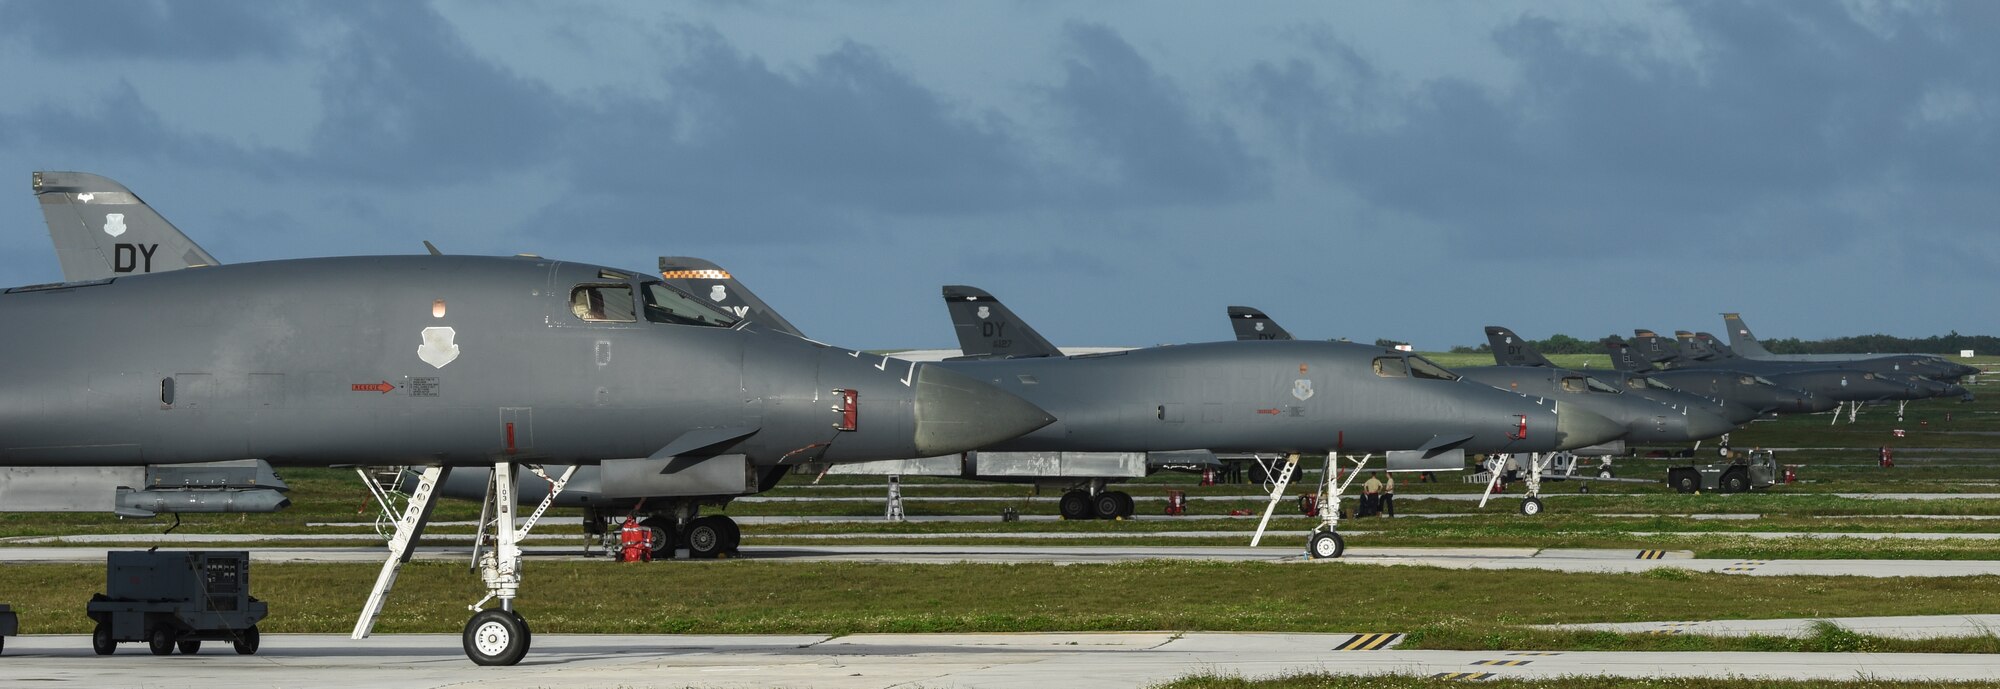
<box><xmin>1381</xmin><ymin>471</ymin><xmax>1396</xmax><ymax>517</ymax></box>
<box><xmin>1361</xmin><ymin>472</ymin><xmax>1384</xmax><ymax>517</ymax></box>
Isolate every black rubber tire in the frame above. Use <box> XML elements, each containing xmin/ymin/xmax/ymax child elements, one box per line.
<box><xmin>1092</xmin><ymin>492</ymin><xmax>1123</xmax><ymax>520</ymax></box>
<box><xmin>685</xmin><ymin>517</ymin><xmax>726</xmax><ymax>559</ymax></box>
<box><xmin>1520</xmin><ymin>497</ymin><xmax>1544</xmax><ymax>516</ymax></box>
<box><xmin>1109</xmin><ymin>491</ymin><xmax>1135</xmax><ymax>518</ymax></box>
<box><xmin>716</xmin><ymin>515</ymin><xmax>741</xmax><ymax>553</ymax></box>
<box><xmin>1723</xmin><ymin>471</ymin><xmax>1749</xmax><ymax>493</ymax></box>
<box><xmin>1670</xmin><ymin>470</ymin><xmax>1699</xmax><ymax>494</ymax></box>
<box><xmin>1057</xmin><ymin>490</ymin><xmax>1092</xmax><ymax>520</ymax></box>
<box><xmin>1598</xmin><ymin>468</ymin><xmax>1614</xmax><ymax>479</ymax></box>
<box><xmin>463</xmin><ymin>609</ymin><xmax>529</xmax><ymax>666</ymax></box>
<box><xmin>1308</xmin><ymin>530</ymin><xmax>1345</xmax><ymax>559</ymax></box>
<box><xmin>147</xmin><ymin>625</ymin><xmax>174</xmax><ymax>656</ymax></box>
<box><xmin>232</xmin><ymin>625</ymin><xmax>259</xmax><ymax>655</ymax></box>
<box><xmin>177</xmin><ymin>639</ymin><xmax>201</xmax><ymax>655</ymax></box>
<box><xmin>640</xmin><ymin>516</ymin><xmax>676</xmax><ymax>560</ymax></box>
<box><xmin>510</xmin><ymin>609</ymin><xmax>532</xmax><ymax>655</ymax></box>
<box><xmin>92</xmin><ymin>622</ymin><xmax>115</xmax><ymax>655</ymax></box>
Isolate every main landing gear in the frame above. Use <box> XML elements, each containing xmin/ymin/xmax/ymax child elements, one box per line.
<box><xmin>1058</xmin><ymin>480</ymin><xmax>1134</xmax><ymax>520</ymax></box>
<box><xmin>354</xmin><ymin>462</ymin><xmax>578</xmax><ymax>666</ymax></box>
<box><xmin>622</xmin><ymin>509</ymin><xmax>741</xmax><ymax>561</ymax></box>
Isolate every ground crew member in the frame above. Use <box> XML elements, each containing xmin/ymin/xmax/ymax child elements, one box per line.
<box><xmin>1362</xmin><ymin>472</ymin><xmax>1384</xmax><ymax>517</ymax></box>
<box><xmin>618</xmin><ymin>515</ymin><xmax>651</xmax><ymax>563</ymax></box>
<box><xmin>1381</xmin><ymin>472</ymin><xmax>1396</xmax><ymax>518</ymax></box>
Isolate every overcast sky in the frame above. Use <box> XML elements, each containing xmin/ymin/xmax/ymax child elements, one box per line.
<box><xmin>1</xmin><ymin>1</ymin><xmax>1992</xmax><ymax>350</ymax></box>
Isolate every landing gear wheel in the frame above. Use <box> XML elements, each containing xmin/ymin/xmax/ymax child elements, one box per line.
<box><xmin>510</xmin><ymin>609</ymin><xmax>532</xmax><ymax>654</ymax></box>
<box><xmin>640</xmin><ymin>516</ymin><xmax>676</xmax><ymax>560</ymax></box>
<box><xmin>1110</xmin><ymin>491</ymin><xmax>1135</xmax><ymax>519</ymax></box>
<box><xmin>1092</xmin><ymin>492</ymin><xmax>1124</xmax><ymax>520</ymax></box>
<box><xmin>1722</xmin><ymin>472</ymin><xmax>1749</xmax><ymax>493</ymax></box>
<box><xmin>1058</xmin><ymin>490</ymin><xmax>1092</xmax><ymax>520</ymax></box>
<box><xmin>1308</xmin><ymin>530</ymin><xmax>1345</xmax><ymax>559</ymax></box>
<box><xmin>685</xmin><ymin>517</ymin><xmax>727</xmax><ymax>559</ymax></box>
<box><xmin>463</xmin><ymin>608</ymin><xmax>529</xmax><ymax>666</ymax></box>
<box><xmin>1520</xmin><ymin>497</ymin><xmax>1544</xmax><ymax>516</ymax></box>
<box><xmin>92</xmin><ymin>622</ymin><xmax>115</xmax><ymax>655</ymax></box>
<box><xmin>1670</xmin><ymin>471</ymin><xmax>1698</xmax><ymax>494</ymax></box>
<box><xmin>1598</xmin><ymin>468</ymin><xmax>1614</xmax><ymax>479</ymax></box>
<box><xmin>232</xmin><ymin>625</ymin><xmax>260</xmax><ymax>655</ymax></box>
<box><xmin>147</xmin><ymin>625</ymin><xmax>174</xmax><ymax>656</ymax></box>
<box><xmin>177</xmin><ymin>639</ymin><xmax>201</xmax><ymax>655</ymax></box>
<box><xmin>716</xmin><ymin>515</ymin><xmax>742</xmax><ymax>553</ymax></box>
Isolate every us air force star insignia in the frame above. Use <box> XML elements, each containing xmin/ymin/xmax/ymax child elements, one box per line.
<box><xmin>103</xmin><ymin>213</ymin><xmax>127</xmax><ymax>238</ymax></box>
<box><xmin>709</xmin><ymin>285</ymin><xmax>728</xmax><ymax>302</ymax></box>
<box><xmin>1292</xmin><ymin>378</ymin><xmax>1314</xmax><ymax>401</ymax></box>
<box><xmin>418</xmin><ymin>326</ymin><xmax>461</xmax><ymax>368</ymax></box>
<box><xmin>976</xmin><ymin>306</ymin><xmax>990</xmax><ymax>319</ymax></box>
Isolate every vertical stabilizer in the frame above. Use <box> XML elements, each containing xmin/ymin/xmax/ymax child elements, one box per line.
<box><xmin>1484</xmin><ymin>326</ymin><xmax>1557</xmax><ymax>368</ymax></box>
<box><xmin>1721</xmin><ymin>313</ymin><xmax>1776</xmax><ymax>358</ymax></box>
<box><xmin>33</xmin><ymin>171</ymin><xmax>220</xmax><ymax>281</ymax></box>
<box><xmin>1695</xmin><ymin>332</ymin><xmax>1741</xmax><ymax>360</ymax></box>
<box><xmin>1602</xmin><ymin>336</ymin><xmax>1654</xmax><ymax>374</ymax></box>
<box><xmin>940</xmin><ymin>286</ymin><xmax>1062</xmax><ymax>359</ymax></box>
<box><xmin>1227</xmin><ymin>306</ymin><xmax>1295</xmax><ymax>341</ymax></box>
<box><xmin>658</xmin><ymin>257</ymin><xmax>807</xmax><ymax>338</ymax></box>
<box><xmin>1631</xmin><ymin>329</ymin><xmax>1686</xmax><ymax>365</ymax></box>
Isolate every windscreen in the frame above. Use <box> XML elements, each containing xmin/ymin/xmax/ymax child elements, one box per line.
<box><xmin>641</xmin><ymin>281</ymin><xmax>740</xmax><ymax>327</ymax></box>
<box><xmin>1372</xmin><ymin>357</ymin><xmax>1408</xmax><ymax>378</ymax></box>
<box><xmin>1585</xmin><ymin>377</ymin><xmax>1621</xmax><ymax>393</ymax></box>
<box><xmin>1406</xmin><ymin>356</ymin><xmax>1460</xmax><ymax>381</ymax></box>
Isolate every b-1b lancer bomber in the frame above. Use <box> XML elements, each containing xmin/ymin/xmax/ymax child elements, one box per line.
<box><xmin>14</xmin><ymin>172</ymin><xmax>1055</xmax><ymax>665</ymax></box>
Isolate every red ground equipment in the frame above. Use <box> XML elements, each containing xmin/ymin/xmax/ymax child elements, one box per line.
<box><xmin>1165</xmin><ymin>490</ymin><xmax>1187</xmax><ymax>516</ymax></box>
<box><xmin>1298</xmin><ymin>492</ymin><xmax>1320</xmax><ymax>518</ymax></box>
<box><xmin>618</xmin><ymin>516</ymin><xmax>651</xmax><ymax>563</ymax></box>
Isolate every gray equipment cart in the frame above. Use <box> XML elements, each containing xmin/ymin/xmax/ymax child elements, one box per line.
<box><xmin>86</xmin><ymin>551</ymin><xmax>267</xmax><ymax>656</ymax></box>
<box><xmin>0</xmin><ymin>604</ymin><xmax>16</xmax><ymax>654</ymax></box>
<box><xmin>1666</xmin><ymin>449</ymin><xmax>1779</xmax><ymax>494</ymax></box>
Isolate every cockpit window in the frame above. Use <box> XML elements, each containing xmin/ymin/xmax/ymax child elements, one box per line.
<box><xmin>1645</xmin><ymin>378</ymin><xmax>1676</xmax><ymax>391</ymax></box>
<box><xmin>1753</xmin><ymin>376</ymin><xmax>1777</xmax><ymax>386</ymax></box>
<box><xmin>1586</xmin><ymin>377</ymin><xmax>1620</xmax><ymax>393</ymax></box>
<box><xmin>1560</xmin><ymin>376</ymin><xmax>1586</xmax><ymax>392</ymax></box>
<box><xmin>640</xmin><ymin>281</ymin><xmax>740</xmax><ymax>327</ymax></box>
<box><xmin>1862</xmin><ymin>373</ymin><xmax>1877</xmax><ymax>380</ymax></box>
<box><xmin>1737</xmin><ymin>375</ymin><xmax>1756</xmax><ymax>386</ymax></box>
<box><xmin>1624</xmin><ymin>377</ymin><xmax>1648</xmax><ymax>390</ymax></box>
<box><xmin>1407</xmin><ymin>356</ymin><xmax>1460</xmax><ymax>381</ymax></box>
<box><xmin>1372</xmin><ymin>357</ymin><xmax>1408</xmax><ymax>378</ymax></box>
<box><xmin>570</xmin><ymin>284</ymin><xmax>636</xmax><ymax>323</ymax></box>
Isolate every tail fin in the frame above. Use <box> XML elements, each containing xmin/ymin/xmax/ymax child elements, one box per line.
<box><xmin>1675</xmin><ymin>331</ymin><xmax>1718</xmax><ymax>361</ymax></box>
<box><xmin>657</xmin><ymin>257</ymin><xmax>806</xmax><ymax>338</ymax></box>
<box><xmin>1602</xmin><ymin>336</ymin><xmax>1653</xmax><ymax>373</ymax></box>
<box><xmin>1720</xmin><ymin>312</ymin><xmax>1775</xmax><ymax>357</ymax></box>
<box><xmin>1695</xmin><ymin>332</ymin><xmax>1739</xmax><ymax>360</ymax></box>
<box><xmin>1631</xmin><ymin>329</ymin><xmax>1685</xmax><ymax>365</ymax></box>
<box><xmin>1484</xmin><ymin>326</ymin><xmax>1556</xmax><ymax>367</ymax></box>
<box><xmin>32</xmin><ymin>171</ymin><xmax>220</xmax><ymax>281</ymax></box>
<box><xmin>941</xmin><ymin>285</ymin><xmax>1062</xmax><ymax>359</ymax></box>
<box><xmin>1227</xmin><ymin>306</ymin><xmax>1294</xmax><ymax>341</ymax></box>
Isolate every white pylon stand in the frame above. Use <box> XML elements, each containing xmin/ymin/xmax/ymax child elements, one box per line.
<box><xmin>1249</xmin><ymin>453</ymin><xmax>1301</xmax><ymax>547</ymax></box>
<box><xmin>1830</xmin><ymin>402</ymin><xmax>1843</xmax><ymax>426</ymax></box>
<box><xmin>885</xmin><ymin>475</ymin><xmax>906</xmax><ymax>522</ymax></box>
<box><xmin>354</xmin><ymin>461</ymin><xmax>574</xmax><ymax>666</ymax></box>
<box><xmin>1897</xmin><ymin>400</ymin><xmax>1907</xmax><ymax>422</ymax></box>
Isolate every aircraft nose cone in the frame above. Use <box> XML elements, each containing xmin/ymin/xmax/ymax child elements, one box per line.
<box><xmin>1553</xmin><ymin>404</ymin><xmax>1624</xmax><ymax>451</ymax></box>
<box><xmin>911</xmin><ymin>365</ymin><xmax>1056</xmax><ymax>456</ymax></box>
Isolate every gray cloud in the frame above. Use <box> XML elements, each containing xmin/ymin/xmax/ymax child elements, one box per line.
<box><xmin>0</xmin><ymin>0</ymin><xmax>306</xmax><ymax>61</ymax></box>
<box><xmin>1247</xmin><ymin>3</ymin><xmax>2000</xmax><ymax>263</ymax></box>
<box><xmin>1049</xmin><ymin>23</ymin><xmax>1268</xmax><ymax>206</ymax></box>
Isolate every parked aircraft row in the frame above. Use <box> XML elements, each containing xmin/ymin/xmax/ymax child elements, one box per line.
<box><xmin>3</xmin><ymin>170</ymin><xmax>1978</xmax><ymax>665</ymax></box>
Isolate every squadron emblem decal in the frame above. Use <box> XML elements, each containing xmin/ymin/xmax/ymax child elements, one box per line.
<box><xmin>1292</xmin><ymin>378</ymin><xmax>1314</xmax><ymax>401</ymax></box>
<box><xmin>418</xmin><ymin>326</ymin><xmax>461</xmax><ymax>369</ymax></box>
<box><xmin>709</xmin><ymin>285</ymin><xmax>728</xmax><ymax>302</ymax></box>
<box><xmin>1254</xmin><ymin>322</ymin><xmax>1265</xmax><ymax>332</ymax></box>
<box><xmin>103</xmin><ymin>213</ymin><xmax>127</xmax><ymax>238</ymax></box>
<box><xmin>976</xmin><ymin>306</ymin><xmax>990</xmax><ymax>319</ymax></box>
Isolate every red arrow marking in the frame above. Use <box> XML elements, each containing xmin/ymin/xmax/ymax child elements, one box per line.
<box><xmin>351</xmin><ymin>381</ymin><xmax>396</xmax><ymax>394</ymax></box>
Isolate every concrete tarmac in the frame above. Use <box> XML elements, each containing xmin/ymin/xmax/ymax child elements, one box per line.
<box><xmin>1552</xmin><ymin>614</ymin><xmax>2000</xmax><ymax>639</ymax></box>
<box><xmin>3</xmin><ymin>632</ymin><xmax>1998</xmax><ymax>687</ymax></box>
<box><xmin>6</xmin><ymin>542</ymin><xmax>2000</xmax><ymax>577</ymax></box>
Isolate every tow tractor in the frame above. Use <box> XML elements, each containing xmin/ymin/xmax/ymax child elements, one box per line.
<box><xmin>1666</xmin><ymin>449</ymin><xmax>1780</xmax><ymax>494</ymax></box>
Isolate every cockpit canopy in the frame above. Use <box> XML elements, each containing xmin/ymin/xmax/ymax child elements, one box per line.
<box><xmin>568</xmin><ymin>272</ymin><xmax>740</xmax><ymax>328</ymax></box>
<box><xmin>1562</xmin><ymin>376</ymin><xmax>1621</xmax><ymax>394</ymax></box>
<box><xmin>1372</xmin><ymin>355</ymin><xmax>1460</xmax><ymax>381</ymax></box>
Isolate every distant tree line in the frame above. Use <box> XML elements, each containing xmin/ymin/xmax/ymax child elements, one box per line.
<box><xmin>1448</xmin><ymin>332</ymin><xmax>1992</xmax><ymax>355</ymax></box>
<box><xmin>1449</xmin><ymin>333</ymin><xmax>1617</xmax><ymax>355</ymax></box>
